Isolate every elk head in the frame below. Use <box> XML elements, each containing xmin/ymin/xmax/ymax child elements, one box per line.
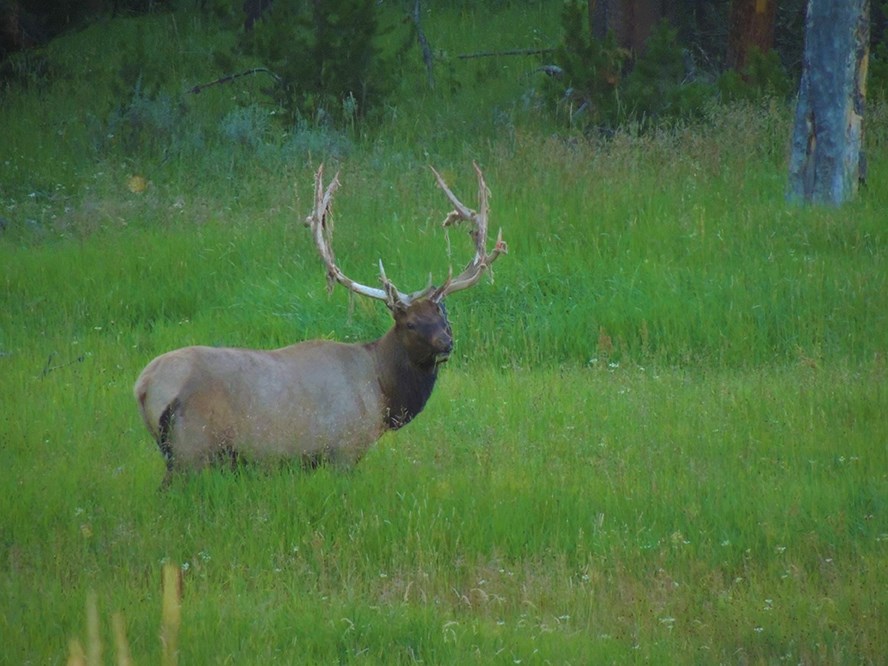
<box><xmin>304</xmin><ymin>163</ymin><xmax>506</xmax><ymax>431</ymax></box>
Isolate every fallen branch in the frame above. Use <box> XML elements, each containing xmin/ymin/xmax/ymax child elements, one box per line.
<box><xmin>457</xmin><ymin>47</ymin><xmax>555</xmax><ymax>60</ymax></box>
<box><xmin>187</xmin><ymin>67</ymin><xmax>281</xmax><ymax>95</ymax></box>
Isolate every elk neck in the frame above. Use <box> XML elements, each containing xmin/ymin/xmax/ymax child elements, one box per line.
<box><xmin>369</xmin><ymin>326</ymin><xmax>441</xmax><ymax>430</ymax></box>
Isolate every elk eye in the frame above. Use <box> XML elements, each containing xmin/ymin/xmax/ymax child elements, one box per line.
<box><xmin>405</xmin><ymin>321</ymin><xmax>417</xmax><ymax>331</ymax></box>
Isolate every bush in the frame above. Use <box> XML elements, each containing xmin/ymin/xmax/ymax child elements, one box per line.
<box><xmin>237</xmin><ymin>0</ymin><xmax>397</xmax><ymax>128</ymax></box>
<box><xmin>546</xmin><ymin>2</ymin><xmax>797</xmax><ymax>131</ymax></box>
<box><xmin>620</xmin><ymin>21</ymin><xmax>715</xmax><ymax>122</ymax></box>
<box><xmin>545</xmin><ymin>0</ymin><xmax>628</xmax><ymax>129</ymax></box>
<box><xmin>102</xmin><ymin>82</ymin><xmax>192</xmax><ymax>158</ymax></box>
<box><xmin>717</xmin><ymin>47</ymin><xmax>792</xmax><ymax>103</ymax></box>
<box><xmin>870</xmin><ymin>42</ymin><xmax>888</xmax><ymax>103</ymax></box>
<box><xmin>0</xmin><ymin>48</ymin><xmax>52</xmax><ymax>90</ymax></box>
<box><xmin>547</xmin><ymin>4</ymin><xmax>716</xmax><ymax>130</ymax></box>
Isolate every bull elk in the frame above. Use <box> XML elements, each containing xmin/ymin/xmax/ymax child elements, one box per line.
<box><xmin>134</xmin><ymin>163</ymin><xmax>506</xmax><ymax>486</ymax></box>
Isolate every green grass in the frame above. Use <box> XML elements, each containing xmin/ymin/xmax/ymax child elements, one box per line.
<box><xmin>1</xmin><ymin>3</ymin><xmax>887</xmax><ymax>664</ymax></box>
<box><xmin>2</xmin><ymin>365</ymin><xmax>885</xmax><ymax>662</ymax></box>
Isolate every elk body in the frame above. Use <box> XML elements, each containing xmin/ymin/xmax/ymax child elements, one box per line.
<box><xmin>134</xmin><ymin>164</ymin><xmax>505</xmax><ymax>485</ymax></box>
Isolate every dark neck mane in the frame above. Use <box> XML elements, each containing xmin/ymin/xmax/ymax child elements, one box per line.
<box><xmin>370</xmin><ymin>330</ymin><xmax>440</xmax><ymax>430</ymax></box>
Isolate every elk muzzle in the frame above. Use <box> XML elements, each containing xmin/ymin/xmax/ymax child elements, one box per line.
<box><xmin>433</xmin><ymin>329</ymin><xmax>454</xmax><ymax>364</ymax></box>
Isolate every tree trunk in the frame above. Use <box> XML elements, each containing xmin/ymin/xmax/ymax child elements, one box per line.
<box><xmin>588</xmin><ymin>0</ymin><xmax>671</xmax><ymax>55</ymax></box>
<box><xmin>726</xmin><ymin>0</ymin><xmax>777</xmax><ymax>72</ymax></box>
<box><xmin>787</xmin><ymin>0</ymin><xmax>869</xmax><ymax>205</ymax></box>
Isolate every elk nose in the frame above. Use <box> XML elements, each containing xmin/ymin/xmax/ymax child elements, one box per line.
<box><xmin>433</xmin><ymin>330</ymin><xmax>453</xmax><ymax>361</ymax></box>
<box><xmin>438</xmin><ymin>329</ymin><xmax>453</xmax><ymax>353</ymax></box>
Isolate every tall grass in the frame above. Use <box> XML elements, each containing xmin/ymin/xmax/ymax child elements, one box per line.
<box><xmin>1</xmin><ymin>3</ymin><xmax>886</xmax><ymax>664</ymax></box>
<box><xmin>4</xmin><ymin>108</ymin><xmax>884</xmax><ymax>368</ymax></box>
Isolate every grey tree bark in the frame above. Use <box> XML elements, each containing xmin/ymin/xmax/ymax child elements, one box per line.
<box><xmin>787</xmin><ymin>0</ymin><xmax>869</xmax><ymax>205</ymax></box>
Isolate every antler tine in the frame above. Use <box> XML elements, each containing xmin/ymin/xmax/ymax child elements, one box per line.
<box><xmin>305</xmin><ymin>165</ymin><xmax>404</xmax><ymax>305</ymax></box>
<box><xmin>430</xmin><ymin>162</ymin><xmax>507</xmax><ymax>301</ymax></box>
<box><xmin>378</xmin><ymin>259</ymin><xmax>415</xmax><ymax>305</ymax></box>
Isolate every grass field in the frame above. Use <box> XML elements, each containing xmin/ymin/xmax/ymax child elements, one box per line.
<box><xmin>1</xmin><ymin>3</ymin><xmax>887</xmax><ymax>664</ymax></box>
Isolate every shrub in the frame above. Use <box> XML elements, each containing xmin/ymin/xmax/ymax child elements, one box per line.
<box><xmin>717</xmin><ymin>47</ymin><xmax>792</xmax><ymax>103</ymax></box>
<box><xmin>870</xmin><ymin>42</ymin><xmax>888</xmax><ymax>104</ymax></box>
<box><xmin>546</xmin><ymin>2</ymin><xmax>797</xmax><ymax>131</ymax></box>
<box><xmin>0</xmin><ymin>48</ymin><xmax>52</xmax><ymax>90</ymax></box>
<box><xmin>620</xmin><ymin>20</ymin><xmax>715</xmax><ymax>122</ymax></box>
<box><xmin>547</xmin><ymin>1</ymin><xmax>627</xmax><ymax>128</ymax></box>
<box><xmin>101</xmin><ymin>81</ymin><xmax>192</xmax><ymax>158</ymax></box>
<box><xmin>237</xmin><ymin>0</ymin><xmax>397</xmax><ymax>128</ymax></box>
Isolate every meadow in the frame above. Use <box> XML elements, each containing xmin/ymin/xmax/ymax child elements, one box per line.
<box><xmin>1</xmin><ymin>3</ymin><xmax>887</xmax><ymax>664</ymax></box>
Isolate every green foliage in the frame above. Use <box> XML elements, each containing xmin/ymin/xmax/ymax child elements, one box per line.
<box><xmin>620</xmin><ymin>20</ymin><xmax>715</xmax><ymax>122</ymax></box>
<box><xmin>870</xmin><ymin>7</ymin><xmax>888</xmax><ymax>105</ymax></box>
<box><xmin>102</xmin><ymin>83</ymin><xmax>190</xmax><ymax>158</ymax></box>
<box><xmin>237</xmin><ymin>0</ymin><xmax>397</xmax><ymax>127</ymax></box>
<box><xmin>95</xmin><ymin>87</ymin><xmax>354</xmax><ymax>173</ymax></box>
<box><xmin>0</xmin><ymin>47</ymin><xmax>52</xmax><ymax>90</ymax></box>
<box><xmin>717</xmin><ymin>47</ymin><xmax>792</xmax><ymax>103</ymax></box>
<box><xmin>546</xmin><ymin>0</ymin><xmax>627</xmax><ymax>127</ymax></box>
<box><xmin>548</xmin><ymin>5</ymin><xmax>719</xmax><ymax>129</ymax></box>
<box><xmin>548</xmin><ymin>5</ymin><xmax>798</xmax><ymax>130</ymax></box>
<box><xmin>111</xmin><ymin>20</ymin><xmax>171</xmax><ymax>100</ymax></box>
<box><xmin>872</xmin><ymin>47</ymin><xmax>888</xmax><ymax>103</ymax></box>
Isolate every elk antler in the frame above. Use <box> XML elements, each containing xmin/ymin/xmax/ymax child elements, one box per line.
<box><xmin>430</xmin><ymin>162</ymin><xmax>507</xmax><ymax>302</ymax></box>
<box><xmin>304</xmin><ymin>163</ymin><xmax>506</xmax><ymax>308</ymax></box>
<box><xmin>306</xmin><ymin>165</ymin><xmax>414</xmax><ymax>308</ymax></box>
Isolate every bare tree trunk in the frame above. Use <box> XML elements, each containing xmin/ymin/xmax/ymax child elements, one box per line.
<box><xmin>788</xmin><ymin>0</ymin><xmax>869</xmax><ymax>205</ymax></box>
<box><xmin>726</xmin><ymin>0</ymin><xmax>777</xmax><ymax>72</ymax></box>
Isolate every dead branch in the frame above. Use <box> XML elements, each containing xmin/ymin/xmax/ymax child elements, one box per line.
<box><xmin>457</xmin><ymin>47</ymin><xmax>555</xmax><ymax>60</ymax></box>
<box><xmin>412</xmin><ymin>0</ymin><xmax>434</xmax><ymax>89</ymax></box>
<box><xmin>187</xmin><ymin>68</ymin><xmax>281</xmax><ymax>95</ymax></box>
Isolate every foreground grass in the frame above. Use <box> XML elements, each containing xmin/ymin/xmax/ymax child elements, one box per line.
<box><xmin>1</xmin><ymin>362</ymin><xmax>885</xmax><ymax>663</ymax></box>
